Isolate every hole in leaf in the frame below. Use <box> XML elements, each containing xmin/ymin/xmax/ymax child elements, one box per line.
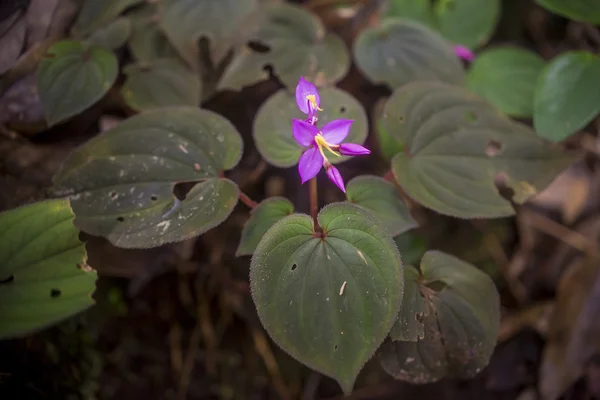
<box><xmin>247</xmin><ymin>40</ymin><xmax>271</xmax><ymax>53</ymax></box>
<box><xmin>0</xmin><ymin>275</ymin><xmax>14</xmax><ymax>284</ymax></box>
<box><xmin>464</xmin><ymin>110</ymin><xmax>478</xmax><ymax>123</ymax></box>
<box><xmin>340</xmin><ymin>106</ymin><xmax>346</xmax><ymax>113</ymax></box>
<box><xmin>150</xmin><ymin>194</ymin><xmax>158</xmax><ymax>201</ymax></box>
<box><xmin>50</xmin><ymin>289</ymin><xmax>61</xmax><ymax>298</ymax></box>
<box><xmin>173</xmin><ymin>182</ymin><xmax>195</xmax><ymax>201</ymax></box>
<box><xmin>426</xmin><ymin>281</ymin><xmax>447</xmax><ymax>292</ymax></box>
<box><xmin>109</xmin><ymin>191</ymin><xmax>118</xmax><ymax>200</ymax></box>
<box><xmin>334</xmin><ymin>344</ymin><xmax>338</xmax><ymax>351</ymax></box>
<box><xmin>486</xmin><ymin>140</ymin><xmax>502</xmax><ymax>157</ymax></box>
<box><xmin>262</xmin><ymin>64</ymin><xmax>274</xmax><ymax>76</ymax></box>
<box><xmin>398</xmin><ymin>116</ymin><xmax>405</xmax><ymax>123</ymax></box>
<box><xmin>117</xmin><ymin>216</ymin><xmax>125</xmax><ymax>222</ymax></box>
<box><xmin>291</xmin><ymin>264</ymin><xmax>297</xmax><ymax>271</ymax></box>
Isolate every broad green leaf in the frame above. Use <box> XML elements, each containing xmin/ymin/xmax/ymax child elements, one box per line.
<box><xmin>250</xmin><ymin>203</ymin><xmax>403</xmax><ymax>394</ymax></box>
<box><xmin>127</xmin><ymin>4</ymin><xmax>180</xmax><ymax>62</ymax></box>
<box><xmin>433</xmin><ymin>0</ymin><xmax>500</xmax><ymax>49</ymax></box>
<box><xmin>535</xmin><ymin>0</ymin><xmax>600</xmax><ymax>24</ymax></box>
<box><xmin>534</xmin><ymin>51</ymin><xmax>600</xmax><ymax>142</ymax></box>
<box><xmin>383</xmin><ymin>81</ymin><xmax>574</xmax><ymax>218</ymax></box>
<box><xmin>390</xmin><ymin>265</ymin><xmax>426</xmax><ymax>342</ymax></box>
<box><xmin>73</xmin><ymin>0</ymin><xmax>143</xmax><ymax>37</ymax></box>
<box><xmin>373</xmin><ymin>97</ymin><xmax>404</xmax><ymax>162</ymax></box>
<box><xmin>346</xmin><ymin>175</ymin><xmax>417</xmax><ymax>236</ymax></box>
<box><xmin>86</xmin><ymin>17</ymin><xmax>132</xmax><ymax>50</ymax></box>
<box><xmin>253</xmin><ymin>88</ymin><xmax>367</xmax><ymax>168</ymax></box>
<box><xmin>236</xmin><ymin>197</ymin><xmax>294</xmax><ymax>257</ymax></box>
<box><xmin>218</xmin><ymin>3</ymin><xmax>349</xmax><ymax>90</ymax></box>
<box><xmin>121</xmin><ymin>59</ymin><xmax>201</xmax><ymax>111</ymax></box>
<box><xmin>379</xmin><ymin>251</ymin><xmax>499</xmax><ymax>383</ymax></box>
<box><xmin>37</xmin><ymin>40</ymin><xmax>118</xmax><ymax>126</ymax></box>
<box><xmin>353</xmin><ymin>19</ymin><xmax>464</xmax><ymax>90</ymax></box>
<box><xmin>0</xmin><ymin>199</ymin><xmax>97</xmax><ymax>339</ymax></box>
<box><xmin>383</xmin><ymin>0</ymin><xmax>500</xmax><ymax>49</ymax></box>
<box><xmin>467</xmin><ymin>46</ymin><xmax>545</xmax><ymax>118</ymax></box>
<box><xmin>52</xmin><ymin>107</ymin><xmax>243</xmax><ymax>248</ymax></box>
<box><xmin>159</xmin><ymin>0</ymin><xmax>257</xmax><ymax>69</ymax></box>
<box><xmin>394</xmin><ymin>232</ymin><xmax>427</xmax><ymax>267</ymax></box>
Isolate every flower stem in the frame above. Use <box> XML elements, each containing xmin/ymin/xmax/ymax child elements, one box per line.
<box><xmin>309</xmin><ymin>178</ymin><xmax>319</xmax><ymax>231</ymax></box>
<box><xmin>239</xmin><ymin>191</ymin><xmax>258</xmax><ymax>209</ymax></box>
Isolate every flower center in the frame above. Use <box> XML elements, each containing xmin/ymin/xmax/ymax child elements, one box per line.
<box><xmin>306</xmin><ymin>95</ymin><xmax>323</xmax><ymax>111</ymax></box>
<box><xmin>314</xmin><ymin>133</ymin><xmax>340</xmax><ymax>160</ymax></box>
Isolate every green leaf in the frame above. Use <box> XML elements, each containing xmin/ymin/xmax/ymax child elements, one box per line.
<box><xmin>534</xmin><ymin>51</ymin><xmax>600</xmax><ymax>142</ymax></box>
<box><xmin>121</xmin><ymin>59</ymin><xmax>201</xmax><ymax>111</ymax></box>
<box><xmin>52</xmin><ymin>107</ymin><xmax>243</xmax><ymax>248</ymax></box>
<box><xmin>250</xmin><ymin>203</ymin><xmax>403</xmax><ymax>394</ymax></box>
<box><xmin>253</xmin><ymin>87</ymin><xmax>367</xmax><ymax>167</ymax></box>
<box><xmin>36</xmin><ymin>40</ymin><xmax>118</xmax><ymax>126</ymax></box>
<box><xmin>86</xmin><ymin>17</ymin><xmax>132</xmax><ymax>50</ymax></box>
<box><xmin>383</xmin><ymin>81</ymin><xmax>574</xmax><ymax>218</ymax></box>
<box><xmin>159</xmin><ymin>0</ymin><xmax>257</xmax><ymax>69</ymax></box>
<box><xmin>433</xmin><ymin>0</ymin><xmax>500</xmax><ymax>49</ymax></box>
<box><xmin>379</xmin><ymin>251</ymin><xmax>499</xmax><ymax>383</ymax></box>
<box><xmin>73</xmin><ymin>0</ymin><xmax>143</xmax><ymax>37</ymax></box>
<box><xmin>394</xmin><ymin>232</ymin><xmax>427</xmax><ymax>267</ymax></box>
<box><xmin>535</xmin><ymin>0</ymin><xmax>600</xmax><ymax>24</ymax></box>
<box><xmin>127</xmin><ymin>4</ymin><xmax>180</xmax><ymax>62</ymax></box>
<box><xmin>236</xmin><ymin>197</ymin><xmax>294</xmax><ymax>257</ymax></box>
<box><xmin>373</xmin><ymin>97</ymin><xmax>404</xmax><ymax>162</ymax></box>
<box><xmin>467</xmin><ymin>46</ymin><xmax>545</xmax><ymax>118</ymax></box>
<box><xmin>390</xmin><ymin>265</ymin><xmax>426</xmax><ymax>342</ymax></box>
<box><xmin>346</xmin><ymin>175</ymin><xmax>417</xmax><ymax>236</ymax></box>
<box><xmin>383</xmin><ymin>0</ymin><xmax>500</xmax><ymax>49</ymax></box>
<box><xmin>353</xmin><ymin>19</ymin><xmax>464</xmax><ymax>90</ymax></box>
<box><xmin>218</xmin><ymin>3</ymin><xmax>349</xmax><ymax>90</ymax></box>
<box><xmin>0</xmin><ymin>199</ymin><xmax>97</xmax><ymax>339</ymax></box>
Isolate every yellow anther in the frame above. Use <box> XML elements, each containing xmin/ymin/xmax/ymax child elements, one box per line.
<box><xmin>306</xmin><ymin>95</ymin><xmax>323</xmax><ymax>111</ymax></box>
<box><xmin>315</xmin><ymin>134</ymin><xmax>340</xmax><ymax>159</ymax></box>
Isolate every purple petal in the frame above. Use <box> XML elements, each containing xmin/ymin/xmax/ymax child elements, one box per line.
<box><xmin>295</xmin><ymin>77</ymin><xmax>320</xmax><ymax>115</ymax></box>
<box><xmin>454</xmin><ymin>45</ymin><xmax>474</xmax><ymax>62</ymax></box>
<box><xmin>320</xmin><ymin>119</ymin><xmax>353</xmax><ymax>144</ymax></box>
<box><xmin>339</xmin><ymin>143</ymin><xmax>371</xmax><ymax>156</ymax></box>
<box><xmin>298</xmin><ymin>147</ymin><xmax>324</xmax><ymax>184</ymax></box>
<box><xmin>292</xmin><ymin>119</ymin><xmax>318</xmax><ymax>147</ymax></box>
<box><xmin>326</xmin><ymin>165</ymin><xmax>346</xmax><ymax>193</ymax></box>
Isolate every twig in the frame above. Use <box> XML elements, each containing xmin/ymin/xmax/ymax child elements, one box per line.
<box><xmin>239</xmin><ymin>191</ymin><xmax>258</xmax><ymax>209</ymax></box>
<box><xmin>525</xmin><ymin>210</ymin><xmax>596</xmax><ymax>256</ymax></box>
<box><xmin>250</xmin><ymin>328</ymin><xmax>292</xmax><ymax>400</ymax></box>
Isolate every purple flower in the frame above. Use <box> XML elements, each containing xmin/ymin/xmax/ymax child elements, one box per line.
<box><xmin>296</xmin><ymin>76</ymin><xmax>322</xmax><ymax>124</ymax></box>
<box><xmin>454</xmin><ymin>45</ymin><xmax>474</xmax><ymax>62</ymax></box>
<box><xmin>292</xmin><ymin>118</ymin><xmax>370</xmax><ymax>193</ymax></box>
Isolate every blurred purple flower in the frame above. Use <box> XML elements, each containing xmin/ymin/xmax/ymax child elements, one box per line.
<box><xmin>454</xmin><ymin>45</ymin><xmax>474</xmax><ymax>62</ymax></box>
<box><xmin>292</xmin><ymin>118</ymin><xmax>370</xmax><ymax>193</ymax></box>
<box><xmin>296</xmin><ymin>76</ymin><xmax>322</xmax><ymax>124</ymax></box>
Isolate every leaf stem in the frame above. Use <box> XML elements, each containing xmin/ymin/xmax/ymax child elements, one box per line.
<box><xmin>309</xmin><ymin>178</ymin><xmax>319</xmax><ymax>231</ymax></box>
<box><xmin>384</xmin><ymin>170</ymin><xmax>394</xmax><ymax>182</ymax></box>
<box><xmin>239</xmin><ymin>191</ymin><xmax>258</xmax><ymax>209</ymax></box>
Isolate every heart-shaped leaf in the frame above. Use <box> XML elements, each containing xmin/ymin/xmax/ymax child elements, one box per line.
<box><xmin>535</xmin><ymin>0</ymin><xmax>600</xmax><ymax>24</ymax></box>
<box><xmin>236</xmin><ymin>197</ymin><xmax>294</xmax><ymax>257</ymax></box>
<box><xmin>467</xmin><ymin>46</ymin><xmax>545</xmax><ymax>118</ymax></box>
<box><xmin>379</xmin><ymin>251</ymin><xmax>500</xmax><ymax>383</ymax></box>
<box><xmin>73</xmin><ymin>0</ymin><xmax>143</xmax><ymax>37</ymax></box>
<box><xmin>218</xmin><ymin>3</ymin><xmax>349</xmax><ymax>90</ymax></box>
<box><xmin>353</xmin><ymin>19</ymin><xmax>464</xmax><ymax>90</ymax></box>
<box><xmin>159</xmin><ymin>0</ymin><xmax>257</xmax><ymax>69</ymax></box>
<box><xmin>253</xmin><ymin>87</ymin><xmax>367</xmax><ymax>167</ymax></box>
<box><xmin>383</xmin><ymin>0</ymin><xmax>500</xmax><ymax>49</ymax></box>
<box><xmin>121</xmin><ymin>59</ymin><xmax>201</xmax><ymax>111</ymax></box>
<box><xmin>250</xmin><ymin>203</ymin><xmax>403</xmax><ymax>394</ymax></box>
<box><xmin>373</xmin><ymin>98</ymin><xmax>404</xmax><ymax>162</ymax></box>
<box><xmin>52</xmin><ymin>107</ymin><xmax>243</xmax><ymax>248</ymax></box>
<box><xmin>86</xmin><ymin>17</ymin><xmax>132</xmax><ymax>50</ymax></box>
<box><xmin>37</xmin><ymin>40</ymin><xmax>118</xmax><ymax>126</ymax></box>
<box><xmin>534</xmin><ymin>51</ymin><xmax>600</xmax><ymax>142</ymax></box>
<box><xmin>127</xmin><ymin>4</ymin><xmax>180</xmax><ymax>62</ymax></box>
<box><xmin>383</xmin><ymin>81</ymin><xmax>574</xmax><ymax>218</ymax></box>
<box><xmin>346</xmin><ymin>175</ymin><xmax>417</xmax><ymax>236</ymax></box>
<box><xmin>0</xmin><ymin>199</ymin><xmax>97</xmax><ymax>339</ymax></box>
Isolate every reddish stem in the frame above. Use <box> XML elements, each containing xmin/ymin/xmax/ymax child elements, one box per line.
<box><xmin>309</xmin><ymin>178</ymin><xmax>320</xmax><ymax>232</ymax></box>
<box><xmin>384</xmin><ymin>170</ymin><xmax>394</xmax><ymax>182</ymax></box>
<box><xmin>239</xmin><ymin>191</ymin><xmax>258</xmax><ymax>209</ymax></box>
